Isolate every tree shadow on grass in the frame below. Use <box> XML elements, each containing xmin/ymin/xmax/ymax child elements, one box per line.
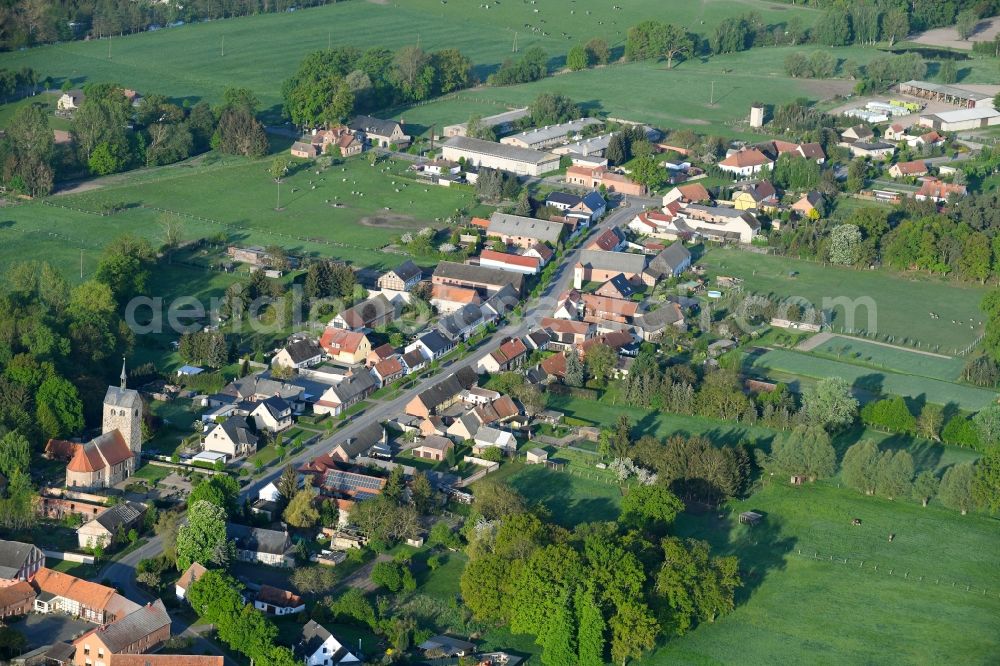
<box><xmin>507</xmin><ymin>466</ymin><xmax>619</xmax><ymax>527</ymax></box>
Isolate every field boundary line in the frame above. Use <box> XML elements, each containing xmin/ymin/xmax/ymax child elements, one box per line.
<box><xmin>811</xmin><ymin>333</ymin><xmax>956</xmax><ymax>360</ymax></box>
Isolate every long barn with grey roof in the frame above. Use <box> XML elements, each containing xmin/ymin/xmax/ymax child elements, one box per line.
<box><xmin>441</xmin><ymin>136</ymin><xmax>559</xmax><ymax>176</ymax></box>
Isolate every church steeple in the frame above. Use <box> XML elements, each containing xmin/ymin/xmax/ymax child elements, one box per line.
<box><xmin>120</xmin><ymin>357</ymin><xmax>127</xmax><ymax>389</ymax></box>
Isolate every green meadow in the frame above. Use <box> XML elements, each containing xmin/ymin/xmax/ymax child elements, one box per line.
<box><xmin>807</xmin><ymin>335</ymin><xmax>966</xmax><ymax>382</ymax></box>
<box><xmin>700</xmin><ymin>247</ymin><xmax>989</xmax><ymax>354</ymax></box>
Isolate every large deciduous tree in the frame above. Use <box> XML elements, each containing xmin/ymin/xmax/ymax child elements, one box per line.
<box><xmin>175</xmin><ymin>499</ymin><xmax>234</xmax><ymax>570</ymax></box>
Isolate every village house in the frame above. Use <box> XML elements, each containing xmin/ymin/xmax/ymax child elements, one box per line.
<box><xmin>447</xmin><ymin>411</ymin><xmax>482</xmax><ymax>441</ymax></box>
<box><xmin>320</xmin><ymin>328</ymin><xmax>372</xmax><ymax>365</ymax></box>
<box><xmin>32</xmin><ymin>567</ymin><xmax>140</xmax><ymax>624</ymax></box>
<box><xmin>255</xmin><ymin>585</ymin><xmax>305</xmax><ymax>615</ymax></box>
<box><xmin>437</xmin><ymin>303</ymin><xmax>487</xmax><ymax>342</ymax></box>
<box><xmin>296</xmin><ymin>619</ymin><xmax>361</xmax><ymax>665</ymax></box>
<box><xmin>545</xmin><ymin>191</ymin><xmax>583</xmax><ymax>212</ymax></box>
<box><xmin>367</xmin><ymin>343</ymin><xmax>397</xmax><ymax>368</ymax></box>
<box><xmin>680</xmin><ymin>204</ymin><xmax>760</xmax><ymax>243</ymax></box>
<box><xmin>884</xmin><ymin>123</ymin><xmax>907</xmax><ymax>142</ymax></box>
<box><xmin>377</xmin><ymin>260</ymin><xmax>423</xmax><ymax>292</ymax></box>
<box><xmin>330</xmin><ymin>423</ymin><xmax>388</xmax><ymax>463</ymax></box>
<box><xmin>839</xmin><ymin>125</ymin><xmax>875</xmax><ymax>145</ymax></box>
<box><xmin>634</xmin><ymin>302</ymin><xmax>686</xmax><ymax>341</ymax></box>
<box><xmin>541</xmin><ymin>317</ymin><xmax>594</xmax><ymax>350</ymax></box>
<box><xmin>478</xmin><ymin>249</ymin><xmax>541</xmax><ymax>275</ymax></box>
<box><xmin>565</xmin><ymin>164</ymin><xmax>646</xmax><ymax>195</ymax></box>
<box><xmin>473</xmin><ymin>426</ymin><xmax>517</xmax><ymax>455</ymax></box>
<box><xmin>732</xmin><ymin>181</ymin><xmax>778</xmax><ymax>211</ymax></box>
<box><xmin>203</xmin><ymin>415</ymin><xmax>258</xmax><ymax>459</ymax></box>
<box><xmin>582</xmin><ymin>294</ymin><xmax>639</xmax><ymax>325</ymax></box>
<box><xmin>0</xmin><ymin>540</ymin><xmax>44</xmax><ymax>584</ymax></box>
<box><xmin>272</xmin><ymin>338</ymin><xmax>324</xmax><ymax>370</ymax></box>
<box><xmin>915</xmin><ymin>177</ymin><xmax>967</xmax><ymax>203</ymax></box>
<box><xmin>290</xmin><ymin>126</ymin><xmax>362</xmax><ymax>158</ymax></box>
<box><xmin>405</xmin><ymin>367</ymin><xmax>479</xmax><ymax>418</ymax></box>
<box><xmin>250</xmin><ymin>395</ymin><xmax>294</xmax><ymax>433</ymax></box>
<box><xmin>646</xmin><ymin>241</ymin><xmax>692</xmax><ymax>280</ymax></box>
<box><xmin>569</xmin><ymin>191</ymin><xmax>607</xmax><ymax>222</ymax></box>
<box><xmin>663</xmin><ymin>182</ymin><xmax>712</xmax><ymax>206</ymax></box>
<box><xmin>313</xmin><ymin>371</ymin><xmax>377</xmax><ymax>416</ymax></box>
<box><xmin>477</xmin><ymin>337</ymin><xmax>529</xmax><ymax>373</ymax></box>
<box><xmin>331</xmin><ymin>294</ymin><xmax>396</xmax><ymax>332</ymax></box>
<box><xmin>406</xmin><ymin>329</ymin><xmax>455</xmax><ymax>362</ymax></box>
<box><xmin>227</xmin><ymin>524</ymin><xmax>295</xmax><ymax>567</ymax></box>
<box><xmin>113</xmin><ymin>656</ymin><xmax>224</xmax><ymax>666</ymax></box>
<box><xmin>849</xmin><ymin>140</ymin><xmax>896</xmax><ymax>160</ymax></box>
<box><xmin>486</xmin><ymin>212</ymin><xmax>565</xmax><ymax>249</ymax></box>
<box><xmin>319</xmin><ymin>467</ymin><xmax>387</xmax><ymax>500</ymax></box>
<box><xmin>371</xmin><ymin>356</ymin><xmax>405</xmax><ymax>387</ymax></box>
<box><xmin>433</xmin><ymin>261</ymin><xmax>525</xmax><ymax>296</ymax></box>
<box><xmin>349</xmin><ymin>115</ymin><xmax>410</xmax><ymax>148</ymax></box>
<box><xmin>586</xmin><ymin>227</ymin><xmax>626</xmax><ymax>252</ymax></box>
<box><xmin>0</xmin><ymin>581</ymin><xmax>35</xmax><ymax>619</ymax></box>
<box><xmin>596</xmin><ymin>273</ymin><xmax>635</xmax><ymax>300</ymax></box>
<box><xmin>717</xmin><ymin>149</ymin><xmax>773</xmax><ymax>177</ymax></box>
<box><xmin>791</xmin><ymin>191</ymin><xmax>824</xmax><ymax>218</ymax></box>
<box><xmin>553</xmin><ymin>289</ymin><xmax>584</xmax><ymax>320</ymax></box>
<box><xmin>174</xmin><ymin>562</ymin><xmax>207</xmax><ymax>601</ymax></box>
<box><xmin>76</xmin><ymin>501</ymin><xmax>146</xmax><ymax>550</ymax></box>
<box><xmin>889</xmin><ymin>160</ymin><xmax>929</xmax><ymax>178</ymax></box>
<box><xmin>573</xmin><ymin>250</ymin><xmax>653</xmax><ymax>289</ymax></box>
<box><xmin>72</xmin><ymin>600</ymin><xmax>171</xmax><ymax>663</ymax></box>
<box><xmin>431</xmin><ymin>284</ymin><xmax>481</xmax><ymax>314</ymax></box>
<box><xmin>412</xmin><ymin>435</ymin><xmax>454</xmax><ymax>462</ymax></box>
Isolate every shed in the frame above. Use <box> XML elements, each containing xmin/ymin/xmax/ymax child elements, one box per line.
<box><xmin>176</xmin><ymin>365</ymin><xmax>204</xmax><ymax>377</ymax></box>
<box><xmin>739</xmin><ymin>511</ymin><xmax>762</xmax><ymax>526</ymax></box>
<box><xmin>526</xmin><ymin>448</ymin><xmax>548</xmax><ymax>465</ymax></box>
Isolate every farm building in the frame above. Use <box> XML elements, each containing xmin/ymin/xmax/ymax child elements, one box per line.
<box><xmin>443</xmin><ymin>107</ymin><xmax>529</xmax><ymax>138</ymax></box>
<box><xmin>442</xmin><ymin>136</ymin><xmax>559</xmax><ymax>176</ymax></box>
<box><xmin>918</xmin><ymin>107</ymin><xmax>1000</xmax><ymax>132</ymax></box>
<box><xmin>897</xmin><ymin>80</ymin><xmax>994</xmax><ymax>109</ymax></box>
<box><xmin>501</xmin><ymin>118</ymin><xmax>603</xmax><ymax>149</ymax></box>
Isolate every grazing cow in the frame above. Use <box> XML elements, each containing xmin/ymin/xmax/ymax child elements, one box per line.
<box><xmin>851</xmin><ymin>518</ymin><xmax>862</xmax><ymax>526</ymax></box>
<box><xmin>888</xmin><ymin>533</ymin><xmax>895</xmax><ymax>542</ymax></box>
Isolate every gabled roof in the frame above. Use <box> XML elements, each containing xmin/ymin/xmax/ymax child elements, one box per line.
<box><xmin>434</xmin><ymin>261</ymin><xmax>525</xmax><ymax>292</ymax></box>
<box><xmin>282</xmin><ymin>338</ymin><xmax>323</xmax><ymax>364</ymax></box>
<box><xmin>0</xmin><ymin>540</ymin><xmax>40</xmax><ymax>579</ymax></box>
<box><xmin>112</xmin><ymin>656</ymin><xmax>224</xmax><ymax>666</ymax></box>
<box><xmin>798</xmin><ymin>142</ymin><xmax>825</xmax><ymax>160</ymax></box>
<box><xmin>227</xmin><ymin>524</ymin><xmax>291</xmax><ymax>556</ymax></box>
<box><xmin>479</xmin><ymin>250</ymin><xmax>541</xmax><ymax>270</ymax></box>
<box><xmin>321</xmin><ymin>468</ymin><xmax>387</xmax><ymax>497</ymax></box>
<box><xmin>719</xmin><ymin>149</ymin><xmax>771</xmax><ymax>168</ymax></box>
<box><xmin>525</xmin><ymin>329</ymin><xmax>552</xmax><ymax>349</ymax></box>
<box><xmin>546</xmin><ymin>192</ymin><xmax>582</xmax><ymax>207</ymax></box>
<box><xmin>647</xmin><ymin>241</ymin><xmax>691</xmax><ymax>278</ymax></box>
<box><xmin>370</xmin><ymin>343</ymin><xmax>396</xmax><ymax>361</ymax></box>
<box><xmin>583</xmin><ymin>293</ymin><xmax>638</xmax><ymax>318</ymax></box>
<box><xmin>256</xmin><ymin>395</ymin><xmax>291</xmax><ymax>419</ymax></box>
<box><xmin>579</xmin><ymin>191</ymin><xmax>606</xmax><ymax>212</ymax></box>
<box><xmin>488</xmin><ymin>212</ymin><xmax>565</xmax><ymax>244</ymax></box>
<box><xmin>581</xmin><ymin>329</ymin><xmax>634</xmax><ymax>355</ymax></box>
<box><xmin>577</xmin><ymin>249</ymin><xmax>648</xmax><ymax>275</ymax></box>
<box><xmin>349</xmin><ymin>115</ymin><xmax>403</xmax><ymax>137</ymax></box>
<box><xmin>388</xmin><ymin>259</ymin><xmax>422</xmax><ymax>282</ymax></box>
<box><xmin>214</xmin><ymin>416</ymin><xmax>258</xmax><ymax>449</ymax></box>
<box><xmin>321</xmin><ymin>328</ymin><xmax>368</xmax><ymax>356</ymax></box>
<box><xmin>474</xmin><ymin>426</ymin><xmax>516</xmax><ymax>447</ymax></box>
<box><xmin>588</xmin><ymin>227</ymin><xmax>624</xmax><ymax>252</ymax></box>
<box><xmin>491</xmin><ymin>394</ymin><xmax>520</xmax><ymax>420</ymax></box>
<box><xmin>336</xmin><ymin>294</ymin><xmax>394</xmax><ymax>329</ymax></box>
<box><xmin>414</xmin><ymin>366</ymin><xmax>479</xmax><ymax>411</ymax></box>
<box><xmin>675</xmin><ymin>182</ymin><xmax>711</xmax><ymax>202</ymax></box>
<box><xmin>491</xmin><ymin>337</ymin><xmax>529</xmax><ymax>365</ymax></box>
<box><xmin>256</xmin><ymin>584</ymin><xmax>304</xmax><ymax>608</ymax></box>
<box><xmin>77</xmin><ymin>600</ymin><xmax>170</xmax><ymax>653</ymax></box>
<box><xmin>601</xmin><ymin>273</ymin><xmax>635</xmax><ymax>298</ymax></box>
<box><xmin>444</xmin><ymin>135</ymin><xmax>558</xmax><ymax>166</ymax></box>
<box><xmin>0</xmin><ymin>580</ymin><xmax>34</xmax><ymax>608</ymax></box>
<box><xmin>298</xmin><ymin>619</ymin><xmax>357</xmax><ymax>663</ymax></box>
<box><xmin>527</xmin><ymin>243</ymin><xmax>555</xmax><ymax>262</ymax></box>
<box><xmin>540</xmin><ymin>317</ymin><xmax>592</xmax><ymax>337</ymax></box>
<box><xmin>402</xmin><ymin>349</ymin><xmax>428</xmax><ymax>368</ymax></box>
<box><xmin>67</xmin><ymin>430</ymin><xmax>133</xmax><ymax>473</ymax></box>
<box><xmin>432</xmin><ymin>283</ymin><xmax>481</xmax><ymax>305</ymax></box>
<box><xmin>330</xmin><ymin>371</ymin><xmax>377</xmax><ymax>403</ymax></box>
<box><xmin>332</xmin><ymin>422</ymin><xmax>386</xmax><ymax>459</ymax></box>
<box><xmin>176</xmin><ymin>562</ymin><xmax>207</xmax><ymax>593</ymax></box>
<box><xmin>373</xmin><ymin>357</ymin><xmax>403</xmax><ymax>379</ymax></box>
<box><xmin>418</xmin><ymin>329</ymin><xmax>454</xmax><ymax>355</ymax></box>
<box><xmin>540</xmin><ymin>352</ymin><xmax>568</xmax><ymax>378</ymax></box>
<box><xmin>92</xmin><ymin>501</ymin><xmax>145</xmax><ymax>533</ymax></box>
<box><xmin>891</xmin><ymin>159</ymin><xmax>928</xmax><ymax>175</ymax></box>
<box><xmin>33</xmin><ymin>568</ymin><xmax>123</xmax><ymax>613</ymax></box>
<box><xmin>415</xmin><ymin>435</ymin><xmax>453</xmax><ymax>453</ymax></box>
<box><xmin>636</xmin><ymin>302</ymin><xmax>684</xmax><ymax>331</ymax></box>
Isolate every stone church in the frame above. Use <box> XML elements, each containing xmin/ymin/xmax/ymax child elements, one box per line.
<box><xmin>64</xmin><ymin>363</ymin><xmax>144</xmax><ymax>490</ymax></box>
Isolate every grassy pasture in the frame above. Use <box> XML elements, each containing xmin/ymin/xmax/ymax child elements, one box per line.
<box><xmin>700</xmin><ymin>247</ymin><xmax>988</xmax><ymax>353</ymax></box>
<box><xmin>744</xmin><ymin>348</ymin><xmax>997</xmax><ymax>410</ymax></box>
<box><xmin>0</xmin><ymin>0</ymin><xmax>818</xmax><ymax>114</ymax></box>
<box><xmin>653</xmin><ymin>482</ymin><xmax>1000</xmax><ymax>664</ymax></box>
<box><xmin>807</xmin><ymin>334</ymin><xmax>966</xmax><ymax>382</ymax></box>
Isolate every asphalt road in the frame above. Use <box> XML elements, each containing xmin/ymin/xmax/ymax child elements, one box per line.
<box><xmin>99</xmin><ymin>197</ymin><xmax>642</xmax><ymax>659</ymax></box>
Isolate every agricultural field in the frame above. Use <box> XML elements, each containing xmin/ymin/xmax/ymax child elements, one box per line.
<box><xmin>0</xmin><ymin>0</ymin><xmax>819</xmax><ymax>116</ymax></box>
<box><xmin>700</xmin><ymin>247</ymin><xmax>989</xmax><ymax>354</ymax></box>
<box><xmin>804</xmin><ymin>334</ymin><xmax>966</xmax><ymax>382</ymax></box>
<box><xmin>744</xmin><ymin>348</ymin><xmax>997</xmax><ymax>410</ymax></box>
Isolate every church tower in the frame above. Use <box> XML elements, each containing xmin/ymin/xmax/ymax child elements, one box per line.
<box><xmin>102</xmin><ymin>358</ymin><xmax>144</xmax><ymax>457</ymax></box>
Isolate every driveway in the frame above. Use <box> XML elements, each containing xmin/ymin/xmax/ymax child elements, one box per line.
<box><xmin>16</xmin><ymin>613</ymin><xmax>92</xmax><ymax>649</ymax></box>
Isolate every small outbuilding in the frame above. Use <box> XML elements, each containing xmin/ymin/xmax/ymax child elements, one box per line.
<box><xmin>739</xmin><ymin>511</ymin><xmax>763</xmax><ymax>526</ymax></box>
<box><xmin>526</xmin><ymin>448</ymin><xmax>549</xmax><ymax>465</ymax></box>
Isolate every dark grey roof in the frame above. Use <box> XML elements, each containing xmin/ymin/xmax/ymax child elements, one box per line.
<box><xmin>45</xmin><ymin>642</ymin><xmax>76</xmax><ymax>663</ymax></box>
<box><xmin>605</xmin><ymin>273</ymin><xmax>635</xmax><ymax>298</ymax></box>
<box><xmin>853</xmin><ymin>141</ymin><xmax>895</xmax><ymax>151</ymax></box>
<box><xmin>298</xmin><ymin>619</ymin><xmax>334</xmax><ymax>658</ymax></box>
<box><xmin>219</xmin><ymin>416</ymin><xmax>258</xmax><ymax>449</ymax></box>
<box><xmin>227</xmin><ymin>523</ymin><xmax>292</xmax><ymax>556</ymax></box>
<box><xmin>94</xmin><ymin>501</ymin><xmax>145</xmax><ymax>533</ymax></box>
<box><xmin>578</xmin><ymin>249</ymin><xmax>648</xmax><ymax>275</ymax></box>
<box><xmin>443</xmin><ymin>135</ymin><xmax>559</xmax><ymax>166</ymax></box>
<box><xmin>647</xmin><ymin>241</ymin><xmax>691</xmax><ymax>278</ymax></box>
<box><xmin>333</xmin><ymin>422</ymin><xmax>386</xmax><ymax>459</ymax></box>
<box><xmin>438</xmin><ymin>303</ymin><xmax>485</xmax><ymax>341</ymax></box>
<box><xmin>283</xmin><ymin>338</ymin><xmax>322</xmax><ymax>364</ymax></box>
<box><xmin>416</xmin><ymin>367</ymin><xmax>478</xmax><ymax>411</ymax></box>
<box><xmin>420</xmin><ymin>635</ymin><xmax>477</xmax><ymax>656</ymax></box>
<box><xmin>418</xmin><ymin>330</ymin><xmax>454</xmax><ymax>356</ymax></box>
<box><xmin>331</xmin><ymin>370</ymin><xmax>377</xmax><ymax>403</ymax></box>
<box><xmin>580</xmin><ymin>191</ymin><xmax>606</xmax><ymax>211</ymax></box>
<box><xmin>0</xmin><ymin>540</ymin><xmax>40</xmax><ymax>579</ymax></box>
<box><xmin>389</xmin><ymin>260</ymin><xmax>422</xmax><ymax>283</ymax></box>
<box><xmin>526</xmin><ymin>329</ymin><xmax>552</xmax><ymax>349</ymax></box>
<box><xmin>488</xmin><ymin>212</ymin><xmax>565</xmax><ymax>244</ymax></box>
<box><xmin>546</xmin><ymin>192</ymin><xmax>582</xmax><ymax>207</ymax></box>
<box><xmin>259</xmin><ymin>395</ymin><xmax>292</xmax><ymax>418</ymax></box>
<box><xmin>104</xmin><ymin>385</ymin><xmax>141</xmax><ymax>409</ymax></box>
<box><xmin>484</xmin><ymin>284</ymin><xmax>520</xmax><ymax>315</ymax></box>
<box><xmin>434</xmin><ymin>262</ymin><xmax>525</xmax><ymax>293</ymax></box>
<box><xmin>89</xmin><ymin>600</ymin><xmax>170</xmax><ymax>652</ymax></box>
<box><xmin>349</xmin><ymin>114</ymin><xmax>402</xmax><ymax>137</ymax></box>
<box><xmin>636</xmin><ymin>304</ymin><xmax>684</xmax><ymax>331</ymax></box>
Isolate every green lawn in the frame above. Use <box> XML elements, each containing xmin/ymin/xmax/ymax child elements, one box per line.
<box><xmin>649</xmin><ymin>483</ymin><xmax>1000</xmax><ymax>664</ymax></box>
<box><xmin>0</xmin><ymin>92</ymin><xmax>69</xmax><ymax>130</ymax></box>
<box><xmin>700</xmin><ymin>247</ymin><xmax>989</xmax><ymax>354</ymax></box>
<box><xmin>806</xmin><ymin>335</ymin><xmax>966</xmax><ymax>382</ymax></box>
<box><xmin>0</xmin><ymin>1</ymin><xmax>818</xmax><ymax>115</ymax></box>
<box><xmin>744</xmin><ymin>347</ymin><xmax>997</xmax><ymax>410</ymax></box>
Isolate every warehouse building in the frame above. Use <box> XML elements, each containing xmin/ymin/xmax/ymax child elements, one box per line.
<box><xmin>918</xmin><ymin>107</ymin><xmax>1000</xmax><ymax>132</ymax></box>
<box><xmin>442</xmin><ymin>107</ymin><xmax>530</xmax><ymax>138</ymax></box>
<box><xmin>442</xmin><ymin>136</ymin><xmax>560</xmax><ymax>176</ymax></box>
<box><xmin>500</xmin><ymin>118</ymin><xmax>603</xmax><ymax>149</ymax></box>
<box><xmin>897</xmin><ymin>80</ymin><xmax>994</xmax><ymax>109</ymax></box>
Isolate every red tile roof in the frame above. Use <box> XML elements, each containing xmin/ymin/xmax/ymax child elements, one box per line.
<box><xmin>256</xmin><ymin>584</ymin><xmax>304</xmax><ymax>608</ymax></box>
<box><xmin>719</xmin><ymin>149</ymin><xmax>771</xmax><ymax>168</ymax></box>
<box><xmin>480</xmin><ymin>250</ymin><xmax>541</xmax><ymax>270</ymax></box>
<box><xmin>66</xmin><ymin>431</ymin><xmax>132</xmax><ymax>474</ymax></box>
<box><xmin>320</xmin><ymin>328</ymin><xmax>367</xmax><ymax>355</ymax></box>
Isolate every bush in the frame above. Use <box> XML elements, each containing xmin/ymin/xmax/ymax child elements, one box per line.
<box><xmin>371</xmin><ymin>561</ymin><xmax>416</xmax><ymax>593</ymax></box>
<box><xmin>941</xmin><ymin>414</ymin><xmax>982</xmax><ymax>451</ymax></box>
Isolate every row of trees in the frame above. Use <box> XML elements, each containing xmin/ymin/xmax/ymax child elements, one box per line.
<box><xmin>460</xmin><ymin>479</ymin><xmax>739</xmax><ymax>665</ymax></box>
<box><xmin>282</xmin><ymin>44</ymin><xmax>473</xmax><ymax>127</ymax></box>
